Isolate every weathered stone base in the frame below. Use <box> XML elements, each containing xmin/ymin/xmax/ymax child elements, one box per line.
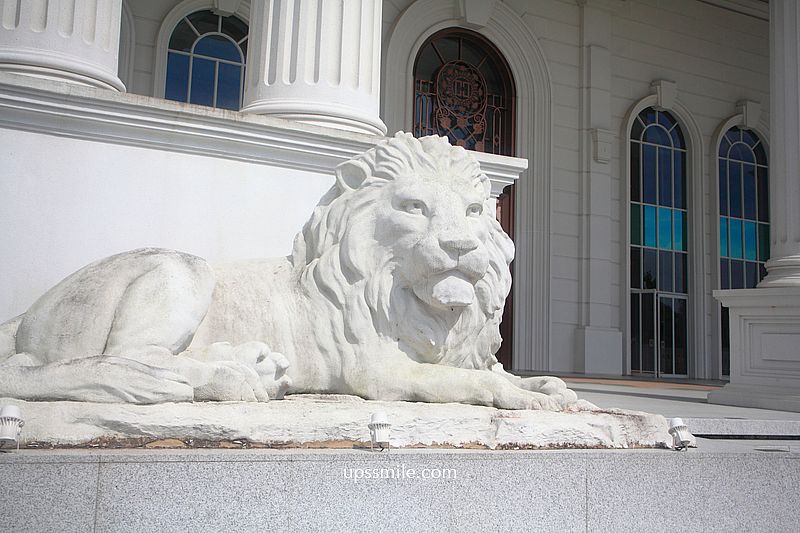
<box><xmin>2</xmin><ymin>394</ymin><xmax>670</xmax><ymax>449</ymax></box>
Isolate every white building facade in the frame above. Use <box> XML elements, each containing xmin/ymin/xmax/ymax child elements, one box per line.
<box><xmin>1</xmin><ymin>0</ymin><xmax>798</xmax><ymax>409</ymax></box>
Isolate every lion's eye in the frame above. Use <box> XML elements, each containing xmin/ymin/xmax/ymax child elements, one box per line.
<box><xmin>401</xmin><ymin>200</ymin><xmax>427</xmax><ymax>216</ymax></box>
<box><xmin>466</xmin><ymin>203</ymin><xmax>483</xmax><ymax>217</ymax></box>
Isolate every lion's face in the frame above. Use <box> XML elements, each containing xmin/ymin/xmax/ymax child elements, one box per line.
<box><xmin>293</xmin><ymin>133</ymin><xmax>514</xmax><ymax>369</ymax></box>
<box><xmin>373</xmin><ymin>175</ymin><xmax>491</xmax><ymax>311</ymax></box>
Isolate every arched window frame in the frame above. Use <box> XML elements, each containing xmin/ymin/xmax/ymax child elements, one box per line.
<box><xmin>153</xmin><ymin>0</ymin><xmax>250</xmax><ymax>99</ymax></box>
<box><xmin>411</xmin><ymin>27</ymin><xmax>516</xmax><ymax>157</ymax></box>
<box><xmin>711</xmin><ymin>112</ymin><xmax>770</xmax><ymax>379</ymax></box>
<box><xmin>621</xmin><ymin>84</ymin><xmax>707</xmax><ymax>378</ymax></box>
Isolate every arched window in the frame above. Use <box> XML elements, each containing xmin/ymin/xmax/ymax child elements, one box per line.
<box><xmin>164</xmin><ymin>10</ymin><xmax>248</xmax><ymax>110</ymax></box>
<box><xmin>629</xmin><ymin>108</ymin><xmax>688</xmax><ymax>377</ymax></box>
<box><xmin>718</xmin><ymin>127</ymin><xmax>769</xmax><ymax>376</ymax></box>
<box><xmin>412</xmin><ymin>28</ymin><xmax>515</xmax><ymax>156</ymax></box>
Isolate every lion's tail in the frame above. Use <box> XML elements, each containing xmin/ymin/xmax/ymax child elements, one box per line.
<box><xmin>0</xmin><ymin>315</ymin><xmax>22</xmax><ymax>361</ymax></box>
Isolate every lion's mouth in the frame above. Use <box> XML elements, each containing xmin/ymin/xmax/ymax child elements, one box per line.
<box><xmin>414</xmin><ymin>271</ymin><xmax>475</xmax><ymax>309</ymax></box>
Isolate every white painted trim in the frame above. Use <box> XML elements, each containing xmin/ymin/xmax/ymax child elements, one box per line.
<box><xmin>118</xmin><ymin>0</ymin><xmax>135</xmax><ymax>92</ymax></box>
<box><xmin>710</xmin><ymin>113</ymin><xmax>771</xmax><ymax>379</ymax></box>
<box><xmin>0</xmin><ymin>72</ymin><xmax>522</xmax><ymax>192</ymax></box>
<box><xmin>382</xmin><ymin>0</ymin><xmax>553</xmax><ymax>372</ymax></box>
<box><xmin>620</xmin><ymin>89</ymin><xmax>707</xmax><ymax>378</ymax></box>
<box><xmin>152</xmin><ymin>0</ymin><xmax>251</xmax><ymax>99</ymax></box>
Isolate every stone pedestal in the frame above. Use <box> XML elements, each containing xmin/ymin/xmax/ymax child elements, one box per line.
<box><xmin>241</xmin><ymin>0</ymin><xmax>386</xmax><ymax>136</ymax></box>
<box><xmin>711</xmin><ymin>0</ymin><xmax>800</xmax><ymax>411</ymax></box>
<box><xmin>0</xmin><ymin>0</ymin><xmax>124</xmax><ymax>91</ymax></box>
<box><xmin>710</xmin><ymin>288</ymin><xmax>800</xmax><ymax>412</ymax></box>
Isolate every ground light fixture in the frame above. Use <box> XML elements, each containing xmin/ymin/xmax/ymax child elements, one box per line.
<box><xmin>668</xmin><ymin>417</ymin><xmax>695</xmax><ymax>451</ymax></box>
<box><xmin>0</xmin><ymin>404</ymin><xmax>24</xmax><ymax>450</ymax></box>
<box><xmin>368</xmin><ymin>411</ymin><xmax>391</xmax><ymax>451</ymax></box>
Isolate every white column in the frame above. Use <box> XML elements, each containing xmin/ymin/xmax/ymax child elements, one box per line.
<box><xmin>760</xmin><ymin>0</ymin><xmax>800</xmax><ymax>287</ymax></box>
<box><xmin>709</xmin><ymin>0</ymin><xmax>800</xmax><ymax>412</ymax></box>
<box><xmin>0</xmin><ymin>0</ymin><xmax>124</xmax><ymax>91</ymax></box>
<box><xmin>241</xmin><ymin>0</ymin><xmax>386</xmax><ymax>136</ymax></box>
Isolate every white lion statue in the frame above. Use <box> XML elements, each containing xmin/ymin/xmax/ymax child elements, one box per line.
<box><xmin>0</xmin><ymin>133</ymin><xmax>576</xmax><ymax>410</ymax></box>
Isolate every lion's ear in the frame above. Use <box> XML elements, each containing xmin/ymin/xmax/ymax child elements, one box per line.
<box><xmin>335</xmin><ymin>160</ymin><xmax>371</xmax><ymax>192</ymax></box>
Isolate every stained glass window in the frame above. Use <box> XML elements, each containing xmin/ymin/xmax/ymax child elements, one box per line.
<box><xmin>412</xmin><ymin>28</ymin><xmax>515</xmax><ymax>156</ymax></box>
<box><xmin>630</xmin><ymin>108</ymin><xmax>688</xmax><ymax>376</ymax></box>
<box><xmin>718</xmin><ymin>126</ymin><xmax>769</xmax><ymax>376</ymax></box>
<box><xmin>165</xmin><ymin>10</ymin><xmax>248</xmax><ymax>111</ymax></box>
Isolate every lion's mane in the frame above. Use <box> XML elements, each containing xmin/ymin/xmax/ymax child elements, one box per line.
<box><xmin>291</xmin><ymin>133</ymin><xmax>514</xmax><ymax>370</ymax></box>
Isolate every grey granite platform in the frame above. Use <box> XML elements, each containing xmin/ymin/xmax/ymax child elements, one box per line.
<box><xmin>2</xmin><ymin>444</ymin><xmax>799</xmax><ymax>532</ymax></box>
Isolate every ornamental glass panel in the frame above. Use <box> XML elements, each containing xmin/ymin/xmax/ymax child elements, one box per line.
<box><xmin>413</xmin><ymin>28</ymin><xmax>515</xmax><ymax>156</ymax></box>
<box><xmin>718</xmin><ymin>127</ymin><xmax>770</xmax><ymax>376</ymax></box>
<box><xmin>630</xmin><ymin>107</ymin><xmax>689</xmax><ymax>376</ymax></box>
<box><xmin>164</xmin><ymin>10</ymin><xmax>247</xmax><ymax>111</ymax></box>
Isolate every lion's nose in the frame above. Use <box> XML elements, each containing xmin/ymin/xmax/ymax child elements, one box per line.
<box><xmin>439</xmin><ymin>234</ymin><xmax>479</xmax><ymax>254</ymax></box>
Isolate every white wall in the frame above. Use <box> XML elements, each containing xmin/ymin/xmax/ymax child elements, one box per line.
<box><xmin>0</xmin><ymin>129</ymin><xmax>332</xmax><ymax>321</ymax></box>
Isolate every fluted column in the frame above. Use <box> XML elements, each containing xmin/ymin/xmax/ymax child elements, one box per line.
<box><xmin>241</xmin><ymin>0</ymin><xmax>386</xmax><ymax>136</ymax></box>
<box><xmin>0</xmin><ymin>0</ymin><xmax>124</xmax><ymax>91</ymax></box>
<box><xmin>760</xmin><ymin>0</ymin><xmax>800</xmax><ymax>287</ymax></box>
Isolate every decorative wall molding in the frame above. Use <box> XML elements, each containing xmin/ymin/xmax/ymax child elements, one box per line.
<box><xmin>457</xmin><ymin>0</ymin><xmax>498</xmax><ymax>30</ymax></box>
<box><xmin>650</xmin><ymin>79</ymin><xmax>678</xmax><ymax>111</ymax></box>
<box><xmin>0</xmin><ymin>73</ymin><xmax>522</xmax><ymax>191</ymax></box>
<box><xmin>591</xmin><ymin>128</ymin><xmax>613</xmax><ymax>164</ymax></box>
<box><xmin>382</xmin><ymin>0</ymin><xmax>554</xmax><ymax>371</ymax></box>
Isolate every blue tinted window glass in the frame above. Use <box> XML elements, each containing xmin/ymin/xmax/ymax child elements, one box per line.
<box><xmin>643</xmin><ymin>145</ymin><xmax>657</xmax><ymax>204</ymax></box>
<box><xmin>730</xmin><ymin>260</ymin><xmax>744</xmax><ymax>289</ymax></box>
<box><xmin>718</xmin><ymin>159</ymin><xmax>727</xmax><ymax>215</ymax></box>
<box><xmin>657</xmin><ymin>111</ymin><xmax>675</xmax><ymax>130</ymax></box>
<box><xmin>729</xmin><ymin>219</ymin><xmax>743</xmax><ymax>259</ymax></box>
<box><xmin>729</xmin><ymin>162</ymin><xmax>742</xmax><ymax>218</ymax></box>
<box><xmin>194</xmin><ymin>34</ymin><xmax>241</xmax><ymax>62</ymax></box>
<box><xmin>726</xmin><ymin>128</ymin><xmax>741</xmax><ymax>145</ymax></box>
<box><xmin>753</xmin><ymin>142</ymin><xmax>767</xmax><ymax>165</ymax></box>
<box><xmin>631</xmin><ymin>118</ymin><xmax>644</xmax><ymax>140</ymax></box>
<box><xmin>719</xmin><ymin>217</ymin><xmax>728</xmax><ymax>257</ymax></box>
<box><xmin>743</xmin><ymin>164</ymin><xmax>757</xmax><ymax>220</ymax></box>
<box><xmin>674</xmin><ymin>211</ymin><xmax>685</xmax><ymax>252</ymax></box>
<box><xmin>189</xmin><ymin>57</ymin><xmax>215</xmax><ymax>106</ymax></box>
<box><xmin>659</xmin><ymin>251</ymin><xmax>673</xmax><ymax>292</ymax></box>
<box><xmin>719</xmin><ymin>136</ymin><xmax>730</xmax><ymax>158</ymax></box>
<box><xmin>644</xmin><ymin>125</ymin><xmax>672</xmax><ymax>146</ymax></box>
<box><xmin>674</xmin><ymin>151</ymin><xmax>685</xmax><ymax>209</ymax></box>
<box><xmin>169</xmin><ymin>19</ymin><xmax>195</xmax><ymax>52</ymax></box>
<box><xmin>641</xmin><ymin>108</ymin><xmax>656</xmax><ymax>125</ymax></box>
<box><xmin>165</xmin><ymin>52</ymin><xmax>190</xmax><ymax>102</ymax></box>
<box><xmin>658</xmin><ymin>147</ymin><xmax>672</xmax><ymax>206</ymax></box>
<box><xmin>644</xmin><ymin>205</ymin><xmax>657</xmax><ymax>248</ymax></box>
<box><xmin>675</xmin><ymin>253</ymin><xmax>687</xmax><ymax>293</ymax></box>
<box><xmin>745</xmin><ymin>262</ymin><xmax>758</xmax><ymax>289</ymax></box>
<box><xmin>758</xmin><ymin>223</ymin><xmax>770</xmax><ymax>262</ymax></box>
<box><xmin>757</xmin><ymin>166</ymin><xmax>769</xmax><ymax>222</ymax></box>
<box><xmin>631</xmin><ymin>246</ymin><xmax>641</xmax><ymax>289</ymax></box>
<box><xmin>742</xmin><ymin>129</ymin><xmax>758</xmax><ymax>147</ymax></box>
<box><xmin>744</xmin><ymin>221</ymin><xmax>757</xmax><ymax>261</ymax></box>
<box><xmin>631</xmin><ymin>204</ymin><xmax>641</xmax><ymax>245</ymax></box>
<box><xmin>670</xmin><ymin>125</ymin><xmax>685</xmax><ymax>149</ymax></box>
<box><xmin>216</xmin><ymin>62</ymin><xmax>241</xmax><ymax>110</ymax></box>
<box><xmin>630</xmin><ymin>142</ymin><xmax>641</xmax><ymax>202</ymax></box>
<box><xmin>658</xmin><ymin>207</ymin><xmax>672</xmax><ymax>249</ymax></box>
<box><xmin>720</xmin><ymin>258</ymin><xmax>729</xmax><ymax>290</ymax></box>
<box><xmin>730</xmin><ymin>143</ymin><xmax>754</xmax><ymax>164</ymax></box>
<box><xmin>643</xmin><ymin>249</ymin><xmax>657</xmax><ymax>289</ymax></box>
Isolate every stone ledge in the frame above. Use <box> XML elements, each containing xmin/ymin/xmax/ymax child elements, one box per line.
<box><xmin>2</xmin><ymin>394</ymin><xmax>670</xmax><ymax>450</ymax></box>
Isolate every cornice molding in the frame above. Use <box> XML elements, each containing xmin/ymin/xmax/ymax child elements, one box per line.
<box><xmin>0</xmin><ymin>73</ymin><xmax>523</xmax><ymax>193</ymax></box>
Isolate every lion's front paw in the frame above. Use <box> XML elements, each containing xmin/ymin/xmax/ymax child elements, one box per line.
<box><xmin>227</xmin><ymin>341</ymin><xmax>293</xmax><ymax>400</ymax></box>
<box><xmin>483</xmin><ymin>375</ymin><xmax>561</xmax><ymax>411</ymax></box>
<box><xmin>517</xmin><ymin>376</ymin><xmax>578</xmax><ymax>409</ymax></box>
